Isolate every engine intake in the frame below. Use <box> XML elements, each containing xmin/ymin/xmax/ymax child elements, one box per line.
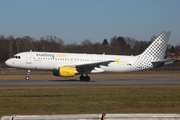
<box><xmin>53</xmin><ymin>67</ymin><xmax>76</xmax><ymax>77</ymax></box>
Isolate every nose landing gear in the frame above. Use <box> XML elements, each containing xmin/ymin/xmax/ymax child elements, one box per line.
<box><xmin>25</xmin><ymin>70</ymin><xmax>31</xmax><ymax>80</ymax></box>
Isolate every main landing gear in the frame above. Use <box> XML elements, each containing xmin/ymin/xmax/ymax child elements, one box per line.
<box><xmin>79</xmin><ymin>74</ymin><xmax>90</xmax><ymax>81</ymax></box>
<box><xmin>25</xmin><ymin>70</ymin><xmax>31</xmax><ymax>80</ymax></box>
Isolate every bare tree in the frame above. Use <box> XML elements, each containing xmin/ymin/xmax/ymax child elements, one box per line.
<box><xmin>6</xmin><ymin>35</ymin><xmax>15</xmax><ymax>57</ymax></box>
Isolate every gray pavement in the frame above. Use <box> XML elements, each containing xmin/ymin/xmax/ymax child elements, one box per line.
<box><xmin>2</xmin><ymin>114</ymin><xmax>180</xmax><ymax>120</ymax></box>
<box><xmin>0</xmin><ymin>77</ymin><xmax>180</xmax><ymax>86</ymax></box>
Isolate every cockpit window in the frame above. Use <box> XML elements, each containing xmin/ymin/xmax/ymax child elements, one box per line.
<box><xmin>13</xmin><ymin>56</ymin><xmax>21</xmax><ymax>59</ymax></box>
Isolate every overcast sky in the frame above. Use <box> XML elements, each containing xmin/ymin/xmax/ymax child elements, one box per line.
<box><xmin>0</xmin><ymin>0</ymin><xmax>180</xmax><ymax>45</ymax></box>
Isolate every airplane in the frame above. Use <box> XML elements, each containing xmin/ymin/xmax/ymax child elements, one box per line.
<box><xmin>5</xmin><ymin>31</ymin><xmax>172</xmax><ymax>81</ymax></box>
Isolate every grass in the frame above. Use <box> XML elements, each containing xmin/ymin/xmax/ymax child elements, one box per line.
<box><xmin>0</xmin><ymin>71</ymin><xmax>180</xmax><ymax>116</ymax></box>
<box><xmin>0</xmin><ymin>85</ymin><xmax>180</xmax><ymax>116</ymax></box>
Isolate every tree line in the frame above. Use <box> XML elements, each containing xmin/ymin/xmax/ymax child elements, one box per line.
<box><xmin>0</xmin><ymin>34</ymin><xmax>180</xmax><ymax>69</ymax></box>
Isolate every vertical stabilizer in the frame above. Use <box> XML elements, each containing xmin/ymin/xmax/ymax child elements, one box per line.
<box><xmin>127</xmin><ymin>31</ymin><xmax>171</xmax><ymax>71</ymax></box>
<box><xmin>140</xmin><ymin>31</ymin><xmax>171</xmax><ymax>61</ymax></box>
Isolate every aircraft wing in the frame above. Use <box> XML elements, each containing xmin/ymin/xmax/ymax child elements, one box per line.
<box><xmin>64</xmin><ymin>59</ymin><xmax>119</xmax><ymax>74</ymax></box>
<box><xmin>75</xmin><ymin>60</ymin><xmax>113</xmax><ymax>73</ymax></box>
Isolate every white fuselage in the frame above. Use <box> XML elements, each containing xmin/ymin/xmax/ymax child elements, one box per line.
<box><xmin>5</xmin><ymin>52</ymin><xmax>139</xmax><ymax>73</ymax></box>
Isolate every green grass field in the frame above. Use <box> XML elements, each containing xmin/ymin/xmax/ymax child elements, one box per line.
<box><xmin>0</xmin><ymin>71</ymin><xmax>180</xmax><ymax>116</ymax></box>
<box><xmin>0</xmin><ymin>85</ymin><xmax>180</xmax><ymax>116</ymax></box>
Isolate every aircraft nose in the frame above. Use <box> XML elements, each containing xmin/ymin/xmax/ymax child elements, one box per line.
<box><xmin>5</xmin><ymin>59</ymin><xmax>12</xmax><ymax>66</ymax></box>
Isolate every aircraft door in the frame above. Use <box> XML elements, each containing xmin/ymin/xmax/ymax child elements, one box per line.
<box><xmin>26</xmin><ymin>54</ymin><xmax>32</xmax><ymax>64</ymax></box>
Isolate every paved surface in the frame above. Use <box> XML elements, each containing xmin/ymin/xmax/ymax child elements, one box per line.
<box><xmin>2</xmin><ymin>114</ymin><xmax>180</xmax><ymax>120</ymax></box>
<box><xmin>0</xmin><ymin>78</ymin><xmax>180</xmax><ymax>86</ymax></box>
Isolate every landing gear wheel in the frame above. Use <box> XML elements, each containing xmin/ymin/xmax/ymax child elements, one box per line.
<box><xmin>25</xmin><ymin>76</ymin><xmax>30</xmax><ymax>80</ymax></box>
<box><xmin>25</xmin><ymin>70</ymin><xmax>31</xmax><ymax>80</ymax></box>
<box><xmin>80</xmin><ymin>75</ymin><xmax>85</xmax><ymax>81</ymax></box>
<box><xmin>79</xmin><ymin>75</ymin><xmax>90</xmax><ymax>81</ymax></box>
<box><xmin>85</xmin><ymin>76</ymin><xmax>90</xmax><ymax>81</ymax></box>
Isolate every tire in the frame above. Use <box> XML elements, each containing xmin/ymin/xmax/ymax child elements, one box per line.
<box><xmin>85</xmin><ymin>76</ymin><xmax>90</xmax><ymax>81</ymax></box>
<box><xmin>80</xmin><ymin>75</ymin><xmax>85</xmax><ymax>81</ymax></box>
<box><xmin>25</xmin><ymin>76</ymin><xmax>30</xmax><ymax>80</ymax></box>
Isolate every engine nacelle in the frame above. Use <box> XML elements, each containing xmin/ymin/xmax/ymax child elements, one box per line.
<box><xmin>53</xmin><ymin>67</ymin><xmax>76</xmax><ymax>77</ymax></box>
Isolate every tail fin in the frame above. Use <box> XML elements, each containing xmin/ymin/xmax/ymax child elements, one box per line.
<box><xmin>127</xmin><ymin>31</ymin><xmax>171</xmax><ymax>72</ymax></box>
<box><xmin>139</xmin><ymin>31</ymin><xmax>171</xmax><ymax>61</ymax></box>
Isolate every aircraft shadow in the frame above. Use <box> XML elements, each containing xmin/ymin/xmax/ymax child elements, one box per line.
<box><xmin>47</xmin><ymin>79</ymin><xmax>95</xmax><ymax>82</ymax></box>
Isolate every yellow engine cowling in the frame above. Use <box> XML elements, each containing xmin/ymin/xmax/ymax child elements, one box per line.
<box><xmin>53</xmin><ymin>67</ymin><xmax>76</xmax><ymax>77</ymax></box>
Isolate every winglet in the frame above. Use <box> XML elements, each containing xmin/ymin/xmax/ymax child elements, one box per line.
<box><xmin>115</xmin><ymin>58</ymin><xmax>120</xmax><ymax>63</ymax></box>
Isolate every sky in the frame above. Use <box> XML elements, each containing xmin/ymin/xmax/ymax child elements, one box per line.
<box><xmin>0</xmin><ymin>0</ymin><xmax>180</xmax><ymax>46</ymax></box>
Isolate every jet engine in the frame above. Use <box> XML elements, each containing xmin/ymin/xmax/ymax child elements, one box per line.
<box><xmin>53</xmin><ymin>67</ymin><xmax>76</xmax><ymax>77</ymax></box>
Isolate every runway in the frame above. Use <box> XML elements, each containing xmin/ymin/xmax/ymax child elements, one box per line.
<box><xmin>0</xmin><ymin>78</ymin><xmax>180</xmax><ymax>86</ymax></box>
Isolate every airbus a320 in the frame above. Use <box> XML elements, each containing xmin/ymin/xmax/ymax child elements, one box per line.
<box><xmin>5</xmin><ymin>31</ymin><xmax>172</xmax><ymax>81</ymax></box>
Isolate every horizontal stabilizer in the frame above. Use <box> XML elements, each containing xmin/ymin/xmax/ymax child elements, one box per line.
<box><xmin>152</xmin><ymin>60</ymin><xmax>173</xmax><ymax>68</ymax></box>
